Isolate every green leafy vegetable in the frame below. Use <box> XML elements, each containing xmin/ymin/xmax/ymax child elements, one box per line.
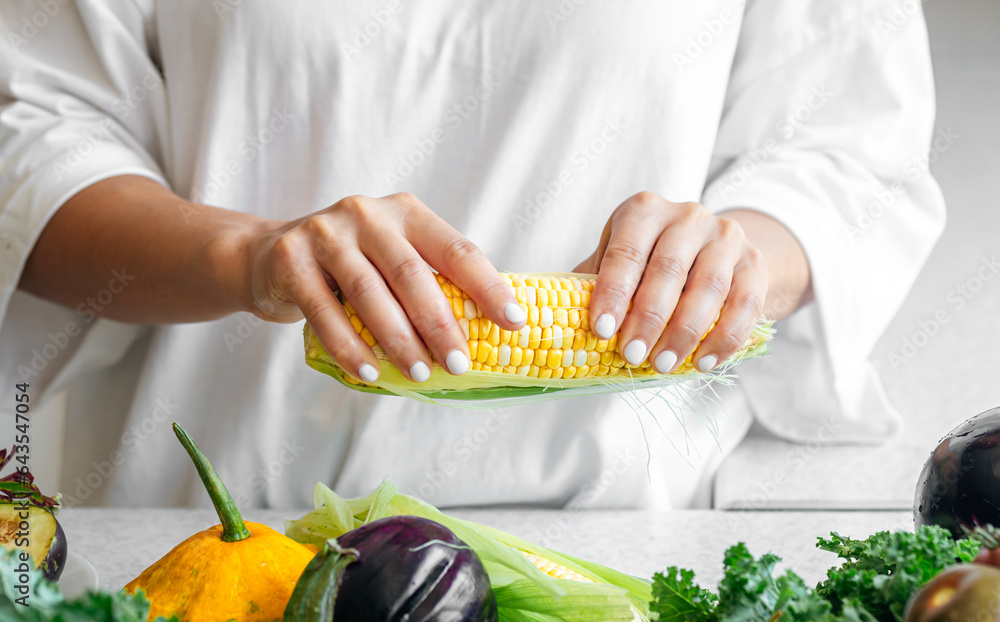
<box><xmin>816</xmin><ymin>526</ymin><xmax>979</xmax><ymax>620</ymax></box>
<box><xmin>0</xmin><ymin>447</ymin><xmax>60</xmax><ymax>512</ymax></box>
<box><xmin>650</xmin><ymin>567</ymin><xmax>718</xmax><ymax>621</ymax></box>
<box><xmin>649</xmin><ymin>526</ymin><xmax>978</xmax><ymax>622</ymax></box>
<box><xmin>0</xmin><ymin>548</ymin><xmax>177</xmax><ymax>621</ymax></box>
<box><xmin>716</xmin><ymin>543</ymin><xmax>830</xmax><ymax>622</ymax></box>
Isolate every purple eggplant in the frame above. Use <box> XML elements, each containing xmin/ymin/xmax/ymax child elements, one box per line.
<box><xmin>284</xmin><ymin>515</ymin><xmax>497</xmax><ymax>622</ymax></box>
<box><xmin>914</xmin><ymin>406</ymin><xmax>1000</xmax><ymax>538</ymax></box>
<box><xmin>0</xmin><ymin>504</ymin><xmax>67</xmax><ymax>581</ymax></box>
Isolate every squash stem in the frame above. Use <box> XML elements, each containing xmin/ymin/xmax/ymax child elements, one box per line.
<box><xmin>172</xmin><ymin>422</ymin><xmax>251</xmax><ymax>542</ymax></box>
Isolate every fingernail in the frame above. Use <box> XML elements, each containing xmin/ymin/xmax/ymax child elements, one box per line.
<box><xmin>654</xmin><ymin>350</ymin><xmax>678</xmax><ymax>374</ymax></box>
<box><xmin>359</xmin><ymin>364</ymin><xmax>379</xmax><ymax>383</ymax></box>
<box><xmin>595</xmin><ymin>313</ymin><xmax>616</xmax><ymax>339</ymax></box>
<box><xmin>698</xmin><ymin>354</ymin><xmax>718</xmax><ymax>373</ymax></box>
<box><xmin>623</xmin><ymin>340</ymin><xmax>647</xmax><ymax>366</ymax></box>
<box><xmin>445</xmin><ymin>350</ymin><xmax>470</xmax><ymax>375</ymax></box>
<box><xmin>504</xmin><ymin>302</ymin><xmax>527</xmax><ymax>324</ymax></box>
<box><xmin>409</xmin><ymin>361</ymin><xmax>431</xmax><ymax>383</ymax></box>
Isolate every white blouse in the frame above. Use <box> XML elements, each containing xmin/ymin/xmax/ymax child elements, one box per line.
<box><xmin>0</xmin><ymin>0</ymin><xmax>944</xmax><ymax>510</ymax></box>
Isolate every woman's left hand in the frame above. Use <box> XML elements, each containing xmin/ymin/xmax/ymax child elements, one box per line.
<box><xmin>574</xmin><ymin>191</ymin><xmax>768</xmax><ymax>374</ymax></box>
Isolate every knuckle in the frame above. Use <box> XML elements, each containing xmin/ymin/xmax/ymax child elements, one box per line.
<box><xmin>302</xmin><ymin>214</ymin><xmax>337</xmax><ymax>242</ymax></box>
<box><xmin>390</xmin><ymin>256</ymin><xmax>430</xmax><ymax>285</ymax></box>
<box><xmin>268</xmin><ymin>235</ymin><xmax>309</xmax><ymax>285</ymax></box>
<box><xmin>741</xmin><ymin>292</ymin><xmax>766</xmax><ymax>316</ymax></box>
<box><xmin>415</xmin><ymin>307</ymin><xmax>456</xmax><ymax>342</ymax></box>
<box><xmin>714</xmin><ymin>328</ymin><xmax>745</xmax><ymax>355</ymax></box>
<box><xmin>645</xmin><ymin>251</ymin><xmax>687</xmax><ymax>283</ymax></box>
<box><xmin>746</xmin><ymin>245</ymin><xmax>767</xmax><ymax>268</ymax></box>
<box><xmin>634</xmin><ymin>306</ymin><xmax>671</xmax><ymax>331</ymax></box>
<box><xmin>391</xmin><ymin>191</ymin><xmax>419</xmax><ymax>206</ymax></box>
<box><xmin>336</xmin><ymin>194</ymin><xmax>367</xmax><ymax>215</ymax></box>
<box><xmin>603</xmin><ymin>240</ymin><xmax>647</xmax><ymax>268</ymax></box>
<box><xmin>631</xmin><ymin>190</ymin><xmax>661</xmax><ymax>207</ymax></box>
<box><xmin>336</xmin><ymin>195</ymin><xmax>381</xmax><ymax>228</ymax></box>
<box><xmin>378</xmin><ymin>329</ymin><xmax>412</xmax><ymax>359</ymax></box>
<box><xmin>697</xmin><ymin>269</ymin><xmax>730</xmax><ymax>298</ymax></box>
<box><xmin>442</xmin><ymin>236</ymin><xmax>482</xmax><ymax>265</ymax></box>
<box><xmin>298</xmin><ymin>294</ymin><xmax>335</xmax><ymax>323</ymax></box>
<box><xmin>672</xmin><ymin>321</ymin><xmax>704</xmax><ymax>345</ymax></box>
<box><xmin>269</xmin><ymin>233</ymin><xmax>300</xmax><ymax>266</ymax></box>
<box><xmin>677</xmin><ymin>201</ymin><xmax>708</xmax><ymax>223</ymax></box>
<box><xmin>717</xmin><ymin>217</ymin><xmax>744</xmax><ymax>239</ymax></box>
<box><xmin>602</xmin><ymin>280</ymin><xmax>634</xmax><ymax>308</ymax></box>
<box><xmin>344</xmin><ymin>272</ymin><xmax>383</xmax><ymax>302</ymax></box>
<box><xmin>326</xmin><ymin>341</ymin><xmax>355</xmax><ymax>367</ymax></box>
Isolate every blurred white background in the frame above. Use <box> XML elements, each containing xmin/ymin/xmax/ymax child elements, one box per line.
<box><xmin>716</xmin><ymin>0</ymin><xmax>1000</xmax><ymax>510</ymax></box>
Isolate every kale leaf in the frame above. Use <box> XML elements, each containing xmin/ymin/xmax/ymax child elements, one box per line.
<box><xmin>649</xmin><ymin>526</ymin><xmax>976</xmax><ymax>622</ymax></box>
<box><xmin>0</xmin><ymin>549</ymin><xmax>177</xmax><ymax>622</ymax></box>
<box><xmin>650</xmin><ymin>566</ymin><xmax>719</xmax><ymax>621</ymax></box>
<box><xmin>816</xmin><ymin>526</ymin><xmax>979</xmax><ymax>621</ymax></box>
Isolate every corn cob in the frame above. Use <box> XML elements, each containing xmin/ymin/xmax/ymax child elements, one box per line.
<box><xmin>522</xmin><ymin>551</ymin><xmax>591</xmax><ymax>582</ymax></box>
<box><xmin>304</xmin><ymin>272</ymin><xmax>773</xmax><ymax>403</ymax></box>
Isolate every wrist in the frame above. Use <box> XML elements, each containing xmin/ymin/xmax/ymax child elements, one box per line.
<box><xmin>196</xmin><ymin>205</ymin><xmax>275</xmax><ymax>317</ymax></box>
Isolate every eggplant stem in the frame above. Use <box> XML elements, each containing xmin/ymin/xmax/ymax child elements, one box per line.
<box><xmin>172</xmin><ymin>422</ymin><xmax>250</xmax><ymax>542</ymax></box>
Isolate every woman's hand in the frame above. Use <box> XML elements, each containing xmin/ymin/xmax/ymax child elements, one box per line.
<box><xmin>246</xmin><ymin>192</ymin><xmax>526</xmax><ymax>383</ymax></box>
<box><xmin>574</xmin><ymin>192</ymin><xmax>769</xmax><ymax>374</ymax></box>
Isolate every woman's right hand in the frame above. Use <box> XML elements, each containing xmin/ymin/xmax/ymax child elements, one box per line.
<box><xmin>244</xmin><ymin>193</ymin><xmax>526</xmax><ymax>383</ymax></box>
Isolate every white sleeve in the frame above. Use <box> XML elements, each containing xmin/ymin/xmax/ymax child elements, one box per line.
<box><xmin>701</xmin><ymin>0</ymin><xmax>946</xmax><ymax>442</ymax></box>
<box><xmin>0</xmin><ymin>1</ymin><xmax>167</xmax><ymax>400</ymax></box>
<box><xmin>0</xmin><ymin>0</ymin><xmax>167</xmax><ymax>325</ymax></box>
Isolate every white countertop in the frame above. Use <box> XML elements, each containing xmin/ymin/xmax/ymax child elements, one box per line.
<box><xmin>59</xmin><ymin>507</ymin><xmax>912</xmax><ymax>593</ymax></box>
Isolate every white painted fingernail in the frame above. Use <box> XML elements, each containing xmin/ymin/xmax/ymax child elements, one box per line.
<box><xmin>698</xmin><ymin>354</ymin><xmax>718</xmax><ymax>373</ymax></box>
<box><xmin>654</xmin><ymin>350</ymin><xmax>678</xmax><ymax>374</ymax></box>
<box><xmin>595</xmin><ymin>313</ymin><xmax>616</xmax><ymax>339</ymax></box>
<box><xmin>623</xmin><ymin>340</ymin><xmax>647</xmax><ymax>366</ymax></box>
<box><xmin>359</xmin><ymin>364</ymin><xmax>379</xmax><ymax>383</ymax></box>
<box><xmin>505</xmin><ymin>302</ymin><xmax>527</xmax><ymax>324</ymax></box>
<box><xmin>445</xmin><ymin>350</ymin><xmax>470</xmax><ymax>375</ymax></box>
<box><xmin>409</xmin><ymin>361</ymin><xmax>431</xmax><ymax>383</ymax></box>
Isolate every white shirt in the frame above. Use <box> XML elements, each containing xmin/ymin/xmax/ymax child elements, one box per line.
<box><xmin>0</xmin><ymin>0</ymin><xmax>944</xmax><ymax>510</ymax></box>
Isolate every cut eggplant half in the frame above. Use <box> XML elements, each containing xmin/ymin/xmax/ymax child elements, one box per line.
<box><xmin>0</xmin><ymin>504</ymin><xmax>67</xmax><ymax>581</ymax></box>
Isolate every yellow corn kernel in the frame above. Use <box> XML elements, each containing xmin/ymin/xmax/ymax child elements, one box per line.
<box><xmin>521</xmin><ymin>552</ymin><xmax>591</xmax><ymax>583</ymax></box>
<box><xmin>510</xmin><ymin>346</ymin><xmax>523</xmax><ymax>367</ymax></box>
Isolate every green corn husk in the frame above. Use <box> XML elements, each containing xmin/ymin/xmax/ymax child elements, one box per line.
<box><xmin>285</xmin><ymin>479</ymin><xmax>652</xmax><ymax>622</ymax></box>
